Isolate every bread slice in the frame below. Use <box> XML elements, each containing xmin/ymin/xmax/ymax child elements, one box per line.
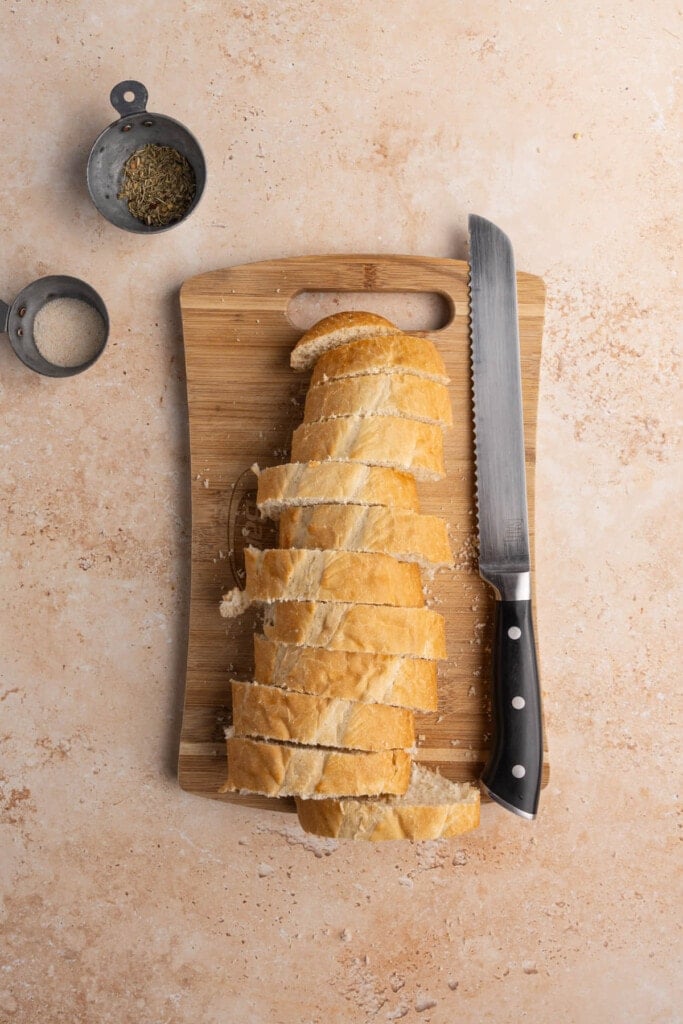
<box><xmin>310</xmin><ymin>334</ymin><xmax>449</xmax><ymax>388</ymax></box>
<box><xmin>222</xmin><ymin>734</ymin><xmax>411</xmax><ymax>798</ymax></box>
<box><xmin>231</xmin><ymin>680</ymin><xmax>415</xmax><ymax>751</ymax></box>
<box><xmin>290</xmin><ymin>311</ymin><xmax>400</xmax><ymax>371</ymax></box>
<box><xmin>243</xmin><ymin>547</ymin><xmax>424</xmax><ymax>607</ymax></box>
<box><xmin>278</xmin><ymin>504</ymin><xmax>453</xmax><ymax>571</ymax></box>
<box><xmin>255</xmin><ymin>461</ymin><xmax>419</xmax><ymax>518</ymax></box>
<box><xmin>304</xmin><ymin>373</ymin><xmax>453</xmax><ymax>427</ymax></box>
<box><xmin>295</xmin><ymin>763</ymin><xmax>480</xmax><ymax>841</ymax></box>
<box><xmin>253</xmin><ymin>636</ymin><xmax>438</xmax><ymax>710</ymax></box>
<box><xmin>290</xmin><ymin>416</ymin><xmax>445</xmax><ymax>481</ymax></box>
<box><xmin>263</xmin><ymin>601</ymin><xmax>447</xmax><ymax>659</ymax></box>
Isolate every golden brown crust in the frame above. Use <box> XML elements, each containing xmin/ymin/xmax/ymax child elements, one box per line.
<box><xmin>263</xmin><ymin>601</ymin><xmax>447</xmax><ymax>659</ymax></box>
<box><xmin>231</xmin><ymin>680</ymin><xmax>415</xmax><ymax>751</ymax></box>
<box><xmin>295</xmin><ymin>791</ymin><xmax>480</xmax><ymax>840</ymax></box>
<box><xmin>290</xmin><ymin>416</ymin><xmax>445</xmax><ymax>481</ymax></box>
<box><xmin>223</xmin><ymin>735</ymin><xmax>412</xmax><ymax>797</ymax></box>
<box><xmin>253</xmin><ymin>636</ymin><xmax>439</xmax><ymax>710</ymax></box>
<box><xmin>255</xmin><ymin>462</ymin><xmax>420</xmax><ymax>515</ymax></box>
<box><xmin>310</xmin><ymin>334</ymin><xmax>449</xmax><ymax>387</ymax></box>
<box><xmin>295</xmin><ymin>764</ymin><xmax>480</xmax><ymax>840</ymax></box>
<box><xmin>278</xmin><ymin>505</ymin><xmax>453</xmax><ymax>569</ymax></box>
<box><xmin>304</xmin><ymin>374</ymin><xmax>453</xmax><ymax>426</ymax></box>
<box><xmin>244</xmin><ymin>547</ymin><xmax>425</xmax><ymax>607</ymax></box>
<box><xmin>290</xmin><ymin>311</ymin><xmax>400</xmax><ymax>370</ymax></box>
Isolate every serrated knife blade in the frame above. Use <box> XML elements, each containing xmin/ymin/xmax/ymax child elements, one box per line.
<box><xmin>469</xmin><ymin>214</ymin><xmax>543</xmax><ymax>819</ymax></box>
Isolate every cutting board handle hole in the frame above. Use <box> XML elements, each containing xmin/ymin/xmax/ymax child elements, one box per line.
<box><xmin>287</xmin><ymin>291</ymin><xmax>452</xmax><ymax>333</ymax></box>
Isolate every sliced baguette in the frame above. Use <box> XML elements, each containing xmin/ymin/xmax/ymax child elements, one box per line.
<box><xmin>243</xmin><ymin>547</ymin><xmax>424</xmax><ymax>607</ymax></box>
<box><xmin>290</xmin><ymin>311</ymin><xmax>400</xmax><ymax>371</ymax></box>
<box><xmin>231</xmin><ymin>680</ymin><xmax>415</xmax><ymax>751</ymax></box>
<box><xmin>255</xmin><ymin>461</ymin><xmax>419</xmax><ymax>518</ymax></box>
<box><xmin>222</xmin><ymin>734</ymin><xmax>411</xmax><ymax>798</ymax></box>
<box><xmin>304</xmin><ymin>373</ymin><xmax>453</xmax><ymax>427</ymax></box>
<box><xmin>278</xmin><ymin>504</ymin><xmax>453</xmax><ymax>571</ymax></box>
<box><xmin>253</xmin><ymin>636</ymin><xmax>438</xmax><ymax>710</ymax></box>
<box><xmin>296</xmin><ymin>763</ymin><xmax>480</xmax><ymax>841</ymax></box>
<box><xmin>310</xmin><ymin>334</ymin><xmax>449</xmax><ymax>388</ymax></box>
<box><xmin>290</xmin><ymin>416</ymin><xmax>445</xmax><ymax>481</ymax></box>
<box><xmin>263</xmin><ymin>601</ymin><xmax>447</xmax><ymax>659</ymax></box>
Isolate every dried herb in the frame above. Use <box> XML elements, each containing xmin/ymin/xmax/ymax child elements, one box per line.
<box><xmin>118</xmin><ymin>144</ymin><xmax>196</xmax><ymax>227</ymax></box>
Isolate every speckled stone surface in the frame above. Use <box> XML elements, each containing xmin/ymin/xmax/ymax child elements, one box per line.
<box><xmin>1</xmin><ymin>3</ymin><xmax>680</xmax><ymax>1022</ymax></box>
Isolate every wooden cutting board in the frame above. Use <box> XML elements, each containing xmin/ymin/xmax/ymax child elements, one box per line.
<box><xmin>177</xmin><ymin>254</ymin><xmax>549</xmax><ymax>807</ymax></box>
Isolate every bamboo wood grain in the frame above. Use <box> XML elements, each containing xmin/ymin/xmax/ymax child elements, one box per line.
<box><xmin>177</xmin><ymin>254</ymin><xmax>548</xmax><ymax>808</ymax></box>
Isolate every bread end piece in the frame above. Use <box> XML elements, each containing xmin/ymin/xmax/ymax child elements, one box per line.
<box><xmin>296</xmin><ymin>764</ymin><xmax>480</xmax><ymax>840</ymax></box>
<box><xmin>290</xmin><ymin>311</ymin><xmax>399</xmax><ymax>370</ymax></box>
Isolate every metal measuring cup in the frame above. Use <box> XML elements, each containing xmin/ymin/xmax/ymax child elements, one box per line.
<box><xmin>86</xmin><ymin>80</ymin><xmax>206</xmax><ymax>233</ymax></box>
<box><xmin>0</xmin><ymin>275</ymin><xmax>109</xmax><ymax>377</ymax></box>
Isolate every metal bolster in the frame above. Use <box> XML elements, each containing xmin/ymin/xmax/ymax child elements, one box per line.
<box><xmin>481</xmin><ymin>570</ymin><xmax>531</xmax><ymax>601</ymax></box>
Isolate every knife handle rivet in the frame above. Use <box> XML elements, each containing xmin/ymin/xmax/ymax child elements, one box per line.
<box><xmin>512</xmin><ymin>764</ymin><xmax>526</xmax><ymax>779</ymax></box>
<box><xmin>507</xmin><ymin>626</ymin><xmax>522</xmax><ymax>640</ymax></box>
<box><xmin>511</xmin><ymin>696</ymin><xmax>526</xmax><ymax>710</ymax></box>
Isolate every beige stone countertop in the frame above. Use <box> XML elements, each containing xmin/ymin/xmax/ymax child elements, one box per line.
<box><xmin>1</xmin><ymin>3</ymin><xmax>680</xmax><ymax>1022</ymax></box>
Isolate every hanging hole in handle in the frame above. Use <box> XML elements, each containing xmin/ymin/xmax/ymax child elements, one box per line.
<box><xmin>110</xmin><ymin>80</ymin><xmax>149</xmax><ymax>117</ymax></box>
<box><xmin>287</xmin><ymin>291</ymin><xmax>453</xmax><ymax>334</ymax></box>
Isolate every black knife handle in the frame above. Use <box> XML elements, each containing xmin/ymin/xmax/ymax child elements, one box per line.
<box><xmin>480</xmin><ymin>598</ymin><xmax>543</xmax><ymax>819</ymax></box>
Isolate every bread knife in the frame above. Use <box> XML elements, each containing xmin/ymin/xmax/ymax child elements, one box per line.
<box><xmin>468</xmin><ymin>214</ymin><xmax>543</xmax><ymax>819</ymax></box>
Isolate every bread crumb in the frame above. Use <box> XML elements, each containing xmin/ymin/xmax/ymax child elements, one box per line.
<box><xmin>572</xmin><ymin>131</ymin><xmax>582</xmax><ymax>139</ymax></box>
<box><xmin>257</xmin><ymin>863</ymin><xmax>274</xmax><ymax>878</ymax></box>
<box><xmin>416</xmin><ymin>997</ymin><xmax>437</xmax><ymax>1012</ymax></box>
<box><xmin>522</xmin><ymin>961</ymin><xmax>538</xmax><ymax>975</ymax></box>
<box><xmin>386</xmin><ymin>1008</ymin><xmax>409</xmax><ymax>1020</ymax></box>
<box><xmin>219</xmin><ymin>588</ymin><xmax>251</xmax><ymax>618</ymax></box>
<box><xmin>447</xmin><ymin>980</ymin><xmax>459</xmax><ymax>991</ymax></box>
<box><xmin>389</xmin><ymin>974</ymin><xmax>405</xmax><ymax>993</ymax></box>
<box><xmin>340</xmin><ymin>928</ymin><xmax>352</xmax><ymax>942</ymax></box>
<box><xmin>203</xmin><ymin>478</ymin><xmax>209</xmax><ymax>488</ymax></box>
<box><xmin>452</xmin><ymin>850</ymin><xmax>468</xmax><ymax>866</ymax></box>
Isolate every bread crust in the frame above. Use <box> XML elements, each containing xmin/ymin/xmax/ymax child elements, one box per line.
<box><xmin>231</xmin><ymin>680</ymin><xmax>415</xmax><ymax>751</ymax></box>
<box><xmin>278</xmin><ymin>504</ymin><xmax>453</xmax><ymax>569</ymax></box>
<box><xmin>304</xmin><ymin>373</ymin><xmax>453</xmax><ymax>426</ymax></box>
<box><xmin>290</xmin><ymin>416</ymin><xmax>445</xmax><ymax>481</ymax></box>
<box><xmin>295</xmin><ymin>788</ymin><xmax>480</xmax><ymax>840</ymax></box>
<box><xmin>244</xmin><ymin>546</ymin><xmax>425</xmax><ymax>607</ymax></box>
<box><xmin>256</xmin><ymin>462</ymin><xmax>420</xmax><ymax>516</ymax></box>
<box><xmin>263</xmin><ymin>601</ymin><xmax>447</xmax><ymax>659</ymax></box>
<box><xmin>223</xmin><ymin>735</ymin><xmax>412</xmax><ymax>797</ymax></box>
<box><xmin>290</xmin><ymin>311</ymin><xmax>400</xmax><ymax>370</ymax></box>
<box><xmin>253</xmin><ymin>636</ymin><xmax>438</xmax><ymax>710</ymax></box>
<box><xmin>310</xmin><ymin>334</ymin><xmax>449</xmax><ymax>387</ymax></box>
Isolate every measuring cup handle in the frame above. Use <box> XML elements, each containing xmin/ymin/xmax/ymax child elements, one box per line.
<box><xmin>110</xmin><ymin>80</ymin><xmax>148</xmax><ymax>117</ymax></box>
<box><xmin>0</xmin><ymin>299</ymin><xmax>9</xmax><ymax>334</ymax></box>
